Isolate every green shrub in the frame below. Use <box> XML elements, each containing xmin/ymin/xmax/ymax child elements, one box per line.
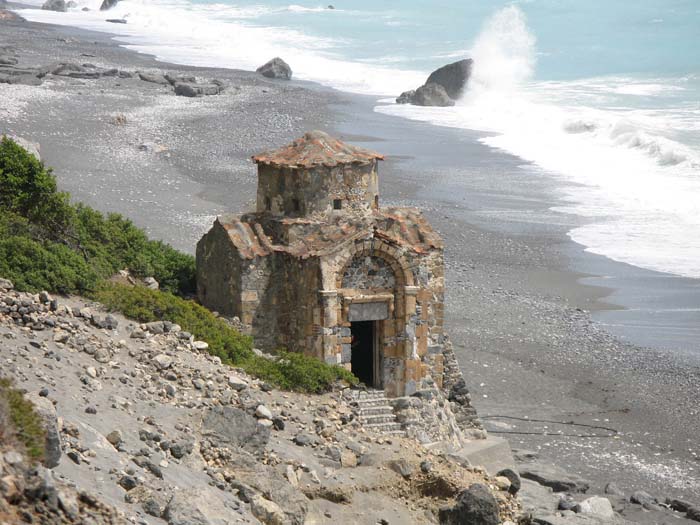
<box><xmin>0</xmin><ymin>137</ymin><xmax>73</xmax><ymax>233</ymax></box>
<box><xmin>94</xmin><ymin>283</ymin><xmax>356</xmax><ymax>393</ymax></box>
<box><xmin>72</xmin><ymin>205</ymin><xmax>196</xmax><ymax>295</ymax></box>
<box><xmin>0</xmin><ymin>236</ymin><xmax>98</xmax><ymax>294</ymax></box>
<box><xmin>94</xmin><ymin>282</ymin><xmax>253</xmax><ymax>363</ymax></box>
<box><xmin>245</xmin><ymin>351</ymin><xmax>357</xmax><ymax>393</ymax></box>
<box><xmin>0</xmin><ymin>137</ymin><xmax>195</xmax><ymax>296</ymax></box>
<box><xmin>0</xmin><ymin>378</ymin><xmax>46</xmax><ymax>461</ymax></box>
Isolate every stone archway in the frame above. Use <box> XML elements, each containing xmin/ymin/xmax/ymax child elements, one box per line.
<box><xmin>329</xmin><ymin>239</ymin><xmax>418</xmax><ymax>394</ymax></box>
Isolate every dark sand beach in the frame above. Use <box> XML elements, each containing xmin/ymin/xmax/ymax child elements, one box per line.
<box><xmin>1</xmin><ymin>11</ymin><xmax>699</xmax><ymax>505</ymax></box>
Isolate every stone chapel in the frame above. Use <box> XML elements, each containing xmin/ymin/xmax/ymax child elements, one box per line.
<box><xmin>196</xmin><ymin>131</ymin><xmax>448</xmax><ymax>397</ymax></box>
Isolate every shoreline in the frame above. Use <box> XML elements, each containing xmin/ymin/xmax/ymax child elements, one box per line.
<box><xmin>2</xmin><ymin>12</ymin><xmax>700</xmax><ymax>506</ymax></box>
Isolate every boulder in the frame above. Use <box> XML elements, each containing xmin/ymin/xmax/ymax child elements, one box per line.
<box><xmin>250</xmin><ymin>495</ymin><xmax>286</xmax><ymax>525</ymax></box>
<box><xmin>497</xmin><ymin>468</ymin><xmax>521</xmax><ymax>495</ymax></box>
<box><xmin>202</xmin><ymin>406</ymin><xmax>270</xmax><ymax>454</ymax></box>
<box><xmin>164</xmin><ymin>73</ymin><xmax>197</xmax><ymax>86</ymax></box>
<box><xmin>173</xmin><ymin>82</ymin><xmax>223</xmax><ymax>97</ymax></box>
<box><xmin>630</xmin><ymin>490</ymin><xmax>656</xmax><ymax>506</ymax></box>
<box><xmin>687</xmin><ymin>507</ymin><xmax>700</xmax><ymax>522</ymax></box>
<box><xmin>0</xmin><ymin>73</ymin><xmax>42</xmax><ymax>86</ymax></box>
<box><xmin>439</xmin><ymin>483</ymin><xmax>500</xmax><ymax>525</ymax></box>
<box><xmin>425</xmin><ymin>58</ymin><xmax>473</xmax><ymax>99</ymax></box>
<box><xmin>99</xmin><ymin>0</ymin><xmax>118</xmax><ymax>10</ymax></box>
<box><xmin>25</xmin><ymin>392</ymin><xmax>61</xmax><ymax>468</ymax></box>
<box><xmin>256</xmin><ymin>57</ymin><xmax>292</xmax><ymax>80</ymax></box>
<box><xmin>575</xmin><ymin>496</ymin><xmax>614</xmax><ymax>520</ymax></box>
<box><xmin>520</xmin><ymin>463</ymin><xmax>590</xmax><ymax>493</ymax></box>
<box><xmin>137</xmin><ymin>72</ymin><xmax>169</xmax><ymax>85</ymax></box>
<box><xmin>41</xmin><ymin>0</ymin><xmax>67</xmax><ymax>11</ymax></box>
<box><xmin>397</xmin><ymin>82</ymin><xmax>454</xmax><ymax>107</ymax></box>
<box><xmin>164</xmin><ymin>488</ymin><xmax>240</xmax><ymax>525</ymax></box>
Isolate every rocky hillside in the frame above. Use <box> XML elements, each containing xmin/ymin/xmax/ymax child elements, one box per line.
<box><xmin>0</xmin><ymin>278</ymin><xmax>520</xmax><ymax>524</ymax></box>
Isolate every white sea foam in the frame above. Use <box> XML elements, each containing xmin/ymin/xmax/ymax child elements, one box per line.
<box><xmin>376</xmin><ymin>6</ymin><xmax>700</xmax><ymax>279</ymax></box>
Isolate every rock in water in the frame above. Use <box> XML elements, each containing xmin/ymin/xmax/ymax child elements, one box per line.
<box><xmin>41</xmin><ymin>0</ymin><xmax>66</xmax><ymax>11</ymax></box>
<box><xmin>439</xmin><ymin>483</ymin><xmax>500</xmax><ymax>525</ymax></box>
<box><xmin>410</xmin><ymin>83</ymin><xmax>455</xmax><ymax>107</ymax></box>
<box><xmin>425</xmin><ymin>58</ymin><xmax>473</xmax><ymax>99</ymax></box>
<box><xmin>99</xmin><ymin>0</ymin><xmax>117</xmax><ymax>10</ymax></box>
<box><xmin>256</xmin><ymin>57</ymin><xmax>292</xmax><ymax>80</ymax></box>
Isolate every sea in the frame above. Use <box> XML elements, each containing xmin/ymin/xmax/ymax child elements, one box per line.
<box><xmin>16</xmin><ymin>0</ymin><xmax>700</xmax><ymax>280</ymax></box>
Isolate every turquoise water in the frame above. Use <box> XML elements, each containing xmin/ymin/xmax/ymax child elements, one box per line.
<box><xmin>199</xmin><ymin>0</ymin><xmax>700</xmax><ymax>80</ymax></box>
<box><xmin>17</xmin><ymin>0</ymin><xmax>700</xmax><ymax>280</ymax></box>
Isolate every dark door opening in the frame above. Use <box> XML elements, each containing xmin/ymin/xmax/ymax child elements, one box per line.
<box><xmin>351</xmin><ymin>321</ymin><xmax>376</xmax><ymax>387</ymax></box>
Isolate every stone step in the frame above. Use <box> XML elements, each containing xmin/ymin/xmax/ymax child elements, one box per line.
<box><xmin>352</xmin><ymin>390</ymin><xmax>387</xmax><ymax>399</ymax></box>
<box><xmin>359</xmin><ymin>414</ymin><xmax>397</xmax><ymax>425</ymax></box>
<box><xmin>355</xmin><ymin>398</ymin><xmax>391</xmax><ymax>408</ymax></box>
<box><xmin>363</xmin><ymin>421</ymin><xmax>405</xmax><ymax>433</ymax></box>
<box><xmin>358</xmin><ymin>406</ymin><xmax>394</xmax><ymax>417</ymax></box>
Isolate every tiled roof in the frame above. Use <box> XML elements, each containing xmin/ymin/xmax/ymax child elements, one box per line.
<box><xmin>252</xmin><ymin>130</ymin><xmax>384</xmax><ymax>168</ymax></box>
<box><xmin>215</xmin><ymin>208</ymin><xmax>442</xmax><ymax>260</ymax></box>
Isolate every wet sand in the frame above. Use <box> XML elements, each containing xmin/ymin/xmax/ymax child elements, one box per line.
<box><xmin>1</xmin><ymin>12</ymin><xmax>699</xmax><ymax>502</ymax></box>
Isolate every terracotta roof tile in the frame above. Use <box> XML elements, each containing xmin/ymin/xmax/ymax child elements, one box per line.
<box><xmin>216</xmin><ymin>208</ymin><xmax>442</xmax><ymax>260</ymax></box>
<box><xmin>252</xmin><ymin>130</ymin><xmax>384</xmax><ymax>168</ymax></box>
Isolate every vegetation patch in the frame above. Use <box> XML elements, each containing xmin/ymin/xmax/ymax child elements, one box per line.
<box><xmin>0</xmin><ymin>378</ymin><xmax>46</xmax><ymax>461</ymax></box>
<box><xmin>0</xmin><ymin>137</ymin><xmax>195</xmax><ymax>295</ymax></box>
<box><xmin>95</xmin><ymin>282</ymin><xmax>356</xmax><ymax>393</ymax></box>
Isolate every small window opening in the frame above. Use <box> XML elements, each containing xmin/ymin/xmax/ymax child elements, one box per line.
<box><xmin>292</xmin><ymin>198</ymin><xmax>301</xmax><ymax>212</ymax></box>
<box><xmin>333</xmin><ymin>199</ymin><xmax>343</xmax><ymax>210</ymax></box>
<box><xmin>264</xmin><ymin>196</ymin><xmax>271</xmax><ymax>211</ymax></box>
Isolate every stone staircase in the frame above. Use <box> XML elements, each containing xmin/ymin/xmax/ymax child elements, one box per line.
<box><xmin>349</xmin><ymin>389</ymin><xmax>405</xmax><ymax>436</ymax></box>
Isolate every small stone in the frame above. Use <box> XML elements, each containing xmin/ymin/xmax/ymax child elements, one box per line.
<box><xmin>3</xmin><ymin>451</ymin><xmax>23</xmax><ymax>465</ymax></box>
<box><xmin>94</xmin><ymin>348</ymin><xmax>110</xmax><ymax>363</ymax></box>
<box><xmin>39</xmin><ymin>291</ymin><xmax>52</xmax><ymax>303</ymax></box>
<box><xmin>86</xmin><ymin>366</ymin><xmax>98</xmax><ymax>378</ymax></box>
<box><xmin>575</xmin><ymin>496</ymin><xmax>614</xmax><ymax>520</ymax></box>
<box><xmin>272</xmin><ymin>417</ymin><xmax>285</xmax><ymax>430</ymax></box>
<box><xmin>106</xmin><ymin>430</ymin><xmax>123</xmax><ymax>447</ymax></box>
<box><xmin>153</xmin><ymin>354</ymin><xmax>173</xmax><ymax>370</ymax></box>
<box><xmin>496</xmin><ymin>468</ymin><xmax>521</xmax><ymax>495</ymax></box>
<box><xmin>192</xmin><ymin>340</ymin><xmax>209</xmax><ymax>351</ymax></box>
<box><xmin>493</xmin><ymin>476</ymin><xmax>512</xmax><ymax>491</ymax></box>
<box><xmin>420</xmin><ymin>460</ymin><xmax>432</xmax><ymax>473</ymax></box>
<box><xmin>130</xmin><ymin>328</ymin><xmax>147</xmax><ymax>339</ymax></box>
<box><xmin>255</xmin><ymin>405</ymin><xmax>272</xmax><ymax>419</ymax></box>
<box><xmin>227</xmin><ymin>374</ymin><xmax>248</xmax><ymax>391</ymax></box>
<box><xmin>388</xmin><ymin>459</ymin><xmax>413</xmax><ymax>479</ymax></box>
<box><xmin>604</xmin><ymin>482</ymin><xmax>624</xmax><ymax>496</ymax></box>
<box><xmin>85</xmin><ymin>406</ymin><xmax>97</xmax><ymax>414</ymax></box>
<box><xmin>630</xmin><ymin>490</ymin><xmax>656</xmax><ymax>506</ymax></box>
<box><xmin>118</xmin><ymin>475</ymin><xmax>138</xmax><ymax>491</ymax></box>
<box><xmin>39</xmin><ymin>388</ymin><xmax>49</xmax><ymax>397</ymax></box>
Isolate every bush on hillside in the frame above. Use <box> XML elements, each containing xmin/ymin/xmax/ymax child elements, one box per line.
<box><xmin>0</xmin><ymin>137</ymin><xmax>73</xmax><ymax>233</ymax></box>
<box><xmin>0</xmin><ymin>137</ymin><xmax>195</xmax><ymax>295</ymax></box>
<box><xmin>95</xmin><ymin>283</ymin><xmax>357</xmax><ymax>393</ymax></box>
<box><xmin>0</xmin><ymin>378</ymin><xmax>46</xmax><ymax>461</ymax></box>
<box><xmin>94</xmin><ymin>282</ymin><xmax>253</xmax><ymax>363</ymax></box>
